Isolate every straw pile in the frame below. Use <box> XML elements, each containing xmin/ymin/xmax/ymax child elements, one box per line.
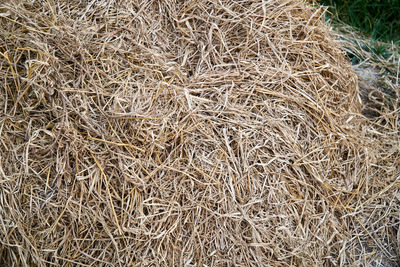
<box><xmin>0</xmin><ymin>0</ymin><xmax>399</xmax><ymax>266</ymax></box>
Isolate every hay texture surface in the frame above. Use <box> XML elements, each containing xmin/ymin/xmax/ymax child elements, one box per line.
<box><xmin>1</xmin><ymin>0</ymin><xmax>399</xmax><ymax>266</ymax></box>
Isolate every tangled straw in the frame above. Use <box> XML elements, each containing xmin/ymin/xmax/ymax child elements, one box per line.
<box><xmin>0</xmin><ymin>0</ymin><xmax>399</xmax><ymax>266</ymax></box>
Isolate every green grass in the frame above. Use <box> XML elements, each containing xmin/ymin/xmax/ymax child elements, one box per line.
<box><xmin>317</xmin><ymin>0</ymin><xmax>400</xmax><ymax>43</ymax></box>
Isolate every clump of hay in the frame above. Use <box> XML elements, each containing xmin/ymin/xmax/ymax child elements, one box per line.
<box><xmin>0</xmin><ymin>0</ymin><xmax>399</xmax><ymax>266</ymax></box>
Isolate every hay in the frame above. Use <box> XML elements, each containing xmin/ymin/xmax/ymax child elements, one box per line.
<box><xmin>0</xmin><ymin>0</ymin><xmax>399</xmax><ymax>266</ymax></box>
<box><xmin>331</xmin><ymin>22</ymin><xmax>400</xmax><ymax>266</ymax></box>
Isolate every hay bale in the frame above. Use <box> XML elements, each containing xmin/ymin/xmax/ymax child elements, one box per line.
<box><xmin>0</xmin><ymin>0</ymin><xmax>398</xmax><ymax>266</ymax></box>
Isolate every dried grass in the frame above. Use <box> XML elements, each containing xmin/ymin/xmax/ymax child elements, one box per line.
<box><xmin>331</xmin><ymin>22</ymin><xmax>400</xmax><ymax>267</ymax></box>
<box><xmin>0</xmin><ymin>0</ymin><xmax>399</xmax><ymax>266</ymax></box>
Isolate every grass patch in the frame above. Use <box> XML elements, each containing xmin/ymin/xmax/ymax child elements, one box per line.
<box><xmin>318</xmin><ymin>0</ymin><xmax>400</xmax><ymax>43</ymax></box>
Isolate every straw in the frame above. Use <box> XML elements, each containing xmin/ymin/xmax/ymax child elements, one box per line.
<box><xmin>0</xmin><ymin>0</ymin><xmax>399</xmax><ymax>266</ymax></box>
